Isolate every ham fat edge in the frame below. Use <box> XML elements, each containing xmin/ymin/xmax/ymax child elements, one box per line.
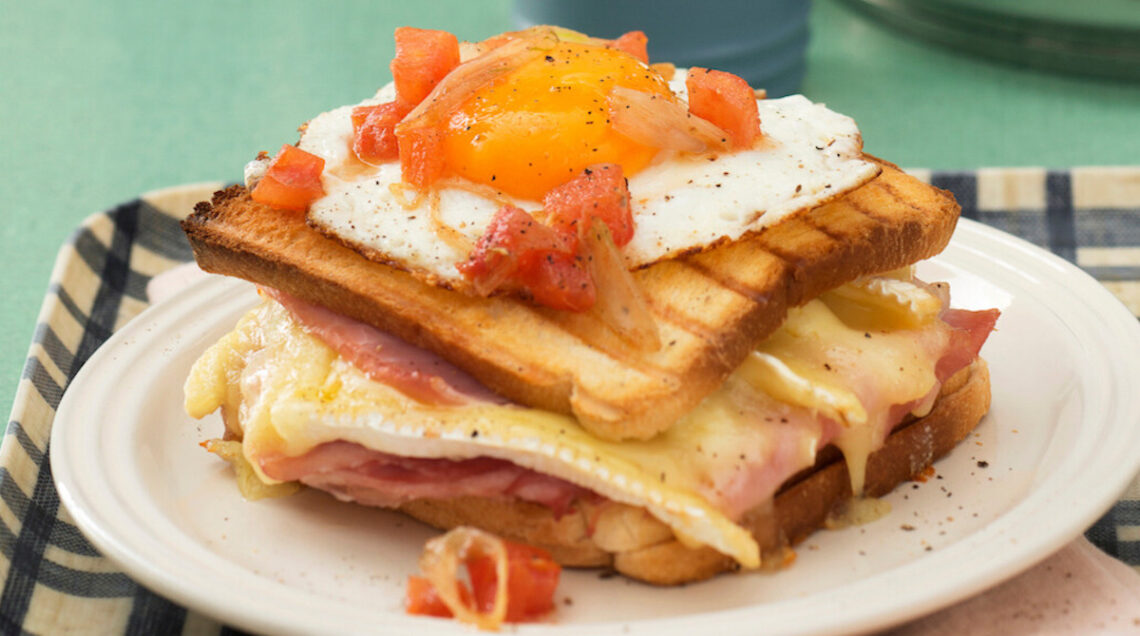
<box><xmin>184</xmin><ymin>275</ymin><xmax>998</xmax><ymax>571</ymax></box>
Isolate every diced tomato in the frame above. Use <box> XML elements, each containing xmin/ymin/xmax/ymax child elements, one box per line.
<box><xmin>351</xmin><ymin>101</ymin><xmax>411</xmax><ymax>163</ymax></box>
<box><xmin>406</xmin><ymin>576</ymin><xmax>457</xmax><ymax>618</ymax></box>
<box><xmin>250</xmin><ymin>144</ymin><xmax>325</xmax><ymax>212</ymax></box>
<box><xmin>609</xmin><ymin>30</ymin><xmax>649</xmax><ymax>64</ymax></box>
<box><xmin>396</xmin><ymin>124</ymin><xmax>446</xmax><ymax>189</ymax></box>
<box><xmin>458</xmin><ymin>206</ymin><xmax>533</xmax><ymax>294</ymax></box>
<box><xmin>458</xmin><ymin>205</ymin><xmax>594</xmax><ymax>311</ymax></box>
<box><xmin>685</xmin><ymin>67</ymin><xmax>761</xmax><ymax>149</ymax></box>
<box><xmin>391</xmin><ymin>27</ymin><xmax>461</xmax><ymax>106</ymax></box>
<box><xmin>544</xmin><ymin>164</ymin><xmax>634</xmax><ymax>247</ymax></box>
<box><xmin>467</xmin><ymin>542</ymin><xmax>561</xmax><ymax>622</ymax></box>
<box><xmin>406</xmin><ymin>575</ymin><xmax>475</xmax><ymax>618</ymax></box>
<box><xmin>517</xmin><ymin>249</ymin><xmax>596</xmax><ymax>313</ymax></box>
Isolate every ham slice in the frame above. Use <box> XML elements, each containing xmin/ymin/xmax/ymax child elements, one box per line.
<box><xmin>263</xmin><ymin>287</ymin><xmax>505</xmax><ymax>406</ymax></box>
<box><xmin>262</xmin><ymin>441</ymin><xmax>591</xmax><ymax>517</ymax></box>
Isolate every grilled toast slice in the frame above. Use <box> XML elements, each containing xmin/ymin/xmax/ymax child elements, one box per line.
<box><xmin>181</xmin><ymin>158</ymin><xmax>958</xmax><ymax>441</ymax></box>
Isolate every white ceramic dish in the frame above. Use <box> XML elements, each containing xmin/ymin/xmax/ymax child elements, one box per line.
<box><xmin>51</xmin><ymin>219</ymin><xmax>1140</xmax><ymax>635</ymax></box>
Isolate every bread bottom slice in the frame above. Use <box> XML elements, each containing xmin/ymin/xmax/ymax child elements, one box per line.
<box><xmin>398</xmin><ymin>358</ymin><xmax>991</xmax><ymax>585</ymax></box>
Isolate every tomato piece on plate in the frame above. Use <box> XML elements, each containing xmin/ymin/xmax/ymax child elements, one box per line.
<box><xmin>391</xmin><ymin>27</ymin><xmax>461</xmax><ymax>106</ymax></box>
<box><xmin>544</xmin><ymin>164</ymin><xmax>634</xmax><ymax>247</ymax></box>
<box><xmin>405</xmin><ymin>537</ymin><xmax>561</xmax><ymax>624</ymax></box>
<box><xmin>467</xmin><ymin>541</ymin><xmax>561</xmax><ymax>622</ymax></box>
<box><xmin>351</xmin><ymin>101</ymin><xmax>411</xmax><ymax>163</ymax></box>
<box><xmin>608</xmin><ymin>30</ymin><xmax>649</xmax><ymax>64</ymax></box>
<box><xmin>250</xmin><ymin>144</ymin><xmax>325</xmax><ymax>212</ymax></box>
<box><xmin>406</xmin><ymin>575</ymin><xmax>473</xmax><ymax>618</ymax></box>
<box><xmin>685</xmin><ymin>67</ymin><xmax>761</xmax><ymax>149</ymax></box>
<box><xmin>458</xmin><ymin>205</ymin><xmax>594</xmax><ymax>311</ymax></box>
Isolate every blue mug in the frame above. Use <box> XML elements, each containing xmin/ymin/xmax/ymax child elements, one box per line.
<box><xmin>511</xmin><ymin>0</ymin><xmax>811</xmax><ymax>97</ymax></box>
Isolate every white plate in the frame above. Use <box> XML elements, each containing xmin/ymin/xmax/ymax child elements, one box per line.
<box><xmin>51</xmin><ymin>219</ymin><xmax>1140</xmax><ymax>635</ymax></box>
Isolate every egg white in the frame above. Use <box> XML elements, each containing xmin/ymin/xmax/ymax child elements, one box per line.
<box><xmin>288</xmin><ymin>78</ymin><xmax>879</xmax><ymax>286</ymax></box>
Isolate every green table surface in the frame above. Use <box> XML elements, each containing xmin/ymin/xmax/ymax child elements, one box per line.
<box><xmin>3</xmin><ymin>0</ymin><xmax>1140</xmax><ymax>421</ymax></box>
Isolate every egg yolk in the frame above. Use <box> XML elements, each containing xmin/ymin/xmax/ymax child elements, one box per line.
<box><xmin>441</xmin><ymin>42</ymin><xmax>674</xmax><ymax>201</ymax></box>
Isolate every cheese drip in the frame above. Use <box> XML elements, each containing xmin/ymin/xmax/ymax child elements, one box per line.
<box><xmin>185</xmin><ymin>276</ymin><xmax>949</xmax><ymax>568</ymax></box>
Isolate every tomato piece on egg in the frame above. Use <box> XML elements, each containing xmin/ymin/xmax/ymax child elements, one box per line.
<box><xmin>467</xmin><ymin>542</ymin><xmax>562</xmax><ymax>622</ymax></box>
<box><xmin>458</xmin><ymin>205</ymin><xmax>594</xmax><ymax>312</ymax></box>
<box><xmin>544</xmin><ymin>164</ymin><xmax>634</xmax><ymax>247</ymax></box>
<box><xmin>608</xmin><ymin>30</ymin><xmax>649</xmax><ymax>64</ymax></box>
<box><xmin>685</xmin><ymin>67</ymin><xmax>761</xmax><ymax>149</ymax></box>
<box><xmin>250</xmin><ymin>144</ymin><xmax>325</xmax><ymax>212</ymax></box>
<box><xmin>397</xmin><ymin>124</ymin><xmax>446</xmax><ymax>190</ymax></box>
<box><xmin>351</xmin><ymin>101</ymin><xmax>411</xmax><ymax>163</ymax></box>
<box><xmin>391</xmin><ymin>27</ymin><xmax>461</xmax><ymax>105</ymax></box>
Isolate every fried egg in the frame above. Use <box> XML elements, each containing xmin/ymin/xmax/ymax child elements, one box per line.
<box><xmin>277</xmin><ymin>42</ymin><xmax>879</xmax><ymax>286</ymax></box>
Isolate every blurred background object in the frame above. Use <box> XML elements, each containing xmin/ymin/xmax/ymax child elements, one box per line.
<box><xmin>512</xmin><ymin>0</ymin><xmax>812</xmax><ymax>96</ymax></box>
<box><xmin>846</xmin><ymin>0</ymin><xmax>1140</xmax><ymax>80</ymax></box>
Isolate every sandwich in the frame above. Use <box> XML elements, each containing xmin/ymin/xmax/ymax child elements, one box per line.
<box><xmin>181</xmin><ymin>25</ymin><xmax>1000</xmax><ymax>594</ymax></box>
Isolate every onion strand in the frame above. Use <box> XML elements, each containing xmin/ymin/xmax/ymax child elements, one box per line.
<box><xmin>419</xmin><ymin>527</ymin><xmax>510</xmax><ymax>630</ymax></box>
<box><xmin>608</xmin><ymin>86</ymin><xmax>730</xmax><ymax>154</ymax></box>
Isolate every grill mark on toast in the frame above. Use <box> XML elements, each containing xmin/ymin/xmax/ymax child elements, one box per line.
<box><xmin>759</xmin><ymin>238</ymin><xmax>827</xmax><ymax>308</ymax></box>
<box><xmin>683</xmin><ymin>256</ymin><xmax>781</xmax><ymax>309</ymax></box>
<box><xmin>798</xmin><ymin>212</ymin><xmax>849</xmax><ymax>243</ymax></box>
<box><xmin>644</xmin><ymin>261</ymin><xmax>743</xmax><ymax>343</ymax></box>
<box><xmin>646</xmin><ymin>295</ymin><xmax>718</xmax><ymax>350</ymax></box>
<box><xmin>875</xmin><ymin>180</ymin><xmax>926</xmax><ymax>215</ymax></box>
<box><xmin>838</xmin><ymin>182</ymin><xmax>896</xmax><ymax>226</ymax></box>
<box><xmin>536</xmin><ymin>307</ymin><xmax>682</xmax><ymax>384</ymax></box>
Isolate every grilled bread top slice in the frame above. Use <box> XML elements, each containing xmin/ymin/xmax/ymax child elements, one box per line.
<box><xmin>181</xmin><ymin>158</ymin><xmax>958</xmax><ymax>441</ymax></box>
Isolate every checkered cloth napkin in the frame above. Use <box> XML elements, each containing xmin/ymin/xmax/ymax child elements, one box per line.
<box><xmin>4</xmin><ymin>170</ymin><xmax>1139</xmax><ymax>634</ymax></box>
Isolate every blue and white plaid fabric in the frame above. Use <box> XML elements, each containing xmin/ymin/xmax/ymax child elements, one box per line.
<box><xmin>4</xmin><ymin>170</ymin><xmax>1139</xmax><ymax>633</ymax></box>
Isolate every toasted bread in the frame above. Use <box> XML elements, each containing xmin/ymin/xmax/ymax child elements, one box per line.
<box><xmin>182</xmin><ymin>159</ymin><xmax>958</xmax><ymax>441</ymax></box>
<box><xmin>397</xmin><ymin>359</ymin><xmax>990</xmax><ymax>585</ymax></box>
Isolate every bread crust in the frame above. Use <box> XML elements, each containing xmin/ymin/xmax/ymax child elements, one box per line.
<box><xmin>397</xmin><ymin>359</ymin><xmax>991</xmax><ymax>585</ymax></box>
<box><xmin>182</xmin><ymin>159</ymin><xmax>958</xmax><ymax>441</ymax></box>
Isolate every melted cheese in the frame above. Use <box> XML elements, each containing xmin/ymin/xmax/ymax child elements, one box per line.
<box><xmin>185</xmin><ymin>278</ymin><xmax>949</xmax><ymax>568</ymax></box>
